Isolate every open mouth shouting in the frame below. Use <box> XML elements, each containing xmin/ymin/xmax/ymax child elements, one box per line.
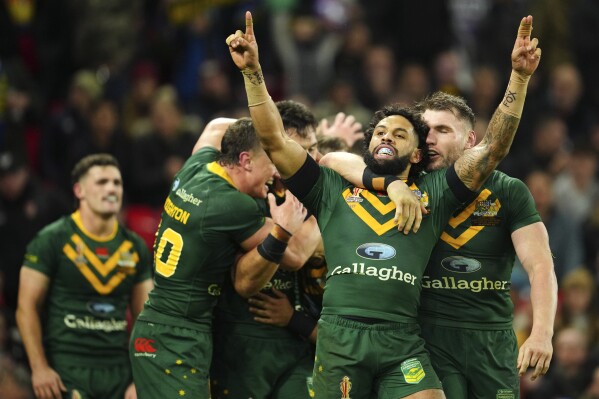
<box><xmin>374</xmin><ymin>144</ymin><xmax>397</xmax><ymax>160</ymax></box>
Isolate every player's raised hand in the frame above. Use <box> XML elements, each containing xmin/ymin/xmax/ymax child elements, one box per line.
<box><xmin>226</xmin><ymin>11</ymin><xmax>260</xmax><ymax>71</ymax></box>
<box><xmin>512</xmin><ymin>15</ymin><xmax>541</xmax><ymax>76</ymax></box>
<box><xmin>319</xmin><ymin>112</ymin><xmax>364</xmax><ymax>147</ymax></box>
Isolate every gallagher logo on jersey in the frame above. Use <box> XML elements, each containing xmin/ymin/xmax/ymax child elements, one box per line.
<box><xmin>356</xmin><ymin>243</ymin><xmax>396</xmax><ymax>260</ymax></box>
<box><xmin>87</xmin><ymin>302</ymin><xmax>115</xmax><ymax>316</ymax></box>
<box><xmin>441</xmin><ymin>256</ymin><xmax>481</xmax><ymax>273</ymax></box>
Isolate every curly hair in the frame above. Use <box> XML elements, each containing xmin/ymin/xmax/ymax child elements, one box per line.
<box><xmin>362</xmin><ymin>104</ymin><xmax>429</xmax><ymax>183</ymax></box>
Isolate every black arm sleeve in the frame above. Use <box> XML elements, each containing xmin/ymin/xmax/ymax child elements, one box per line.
<box><xmin>281</xmin><ymin>155</ymin><xmax>320</xmax><ymax>201</ymax></box>
<box><xmin>446</xmin><ymin>165</ymin><xmax>478</xmax><ymax>203</ymax></box>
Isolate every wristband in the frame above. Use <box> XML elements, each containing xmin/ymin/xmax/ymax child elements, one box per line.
<box><xmin>287</xmin><ymin>310</ymin><xmax>317</xmax><ymax>338</ymax></box>
<box><xmin>498</xmin><ymin>70</ymin><xmax>530</xmax><ymax>119</ymax></box>
<box><xmin>257</xmin><ymin>225</ymin><xmax>291</xmax><ymax>263</ymax></box>
<box><xmin>242</xmin><ymin>68</ymin><xmax>270</xmax><ymax>107</ymax></box>
<box><xmin>362</xmin><ymin>168</ymin><xmax>400</xmax><ymax>192</ymax></box>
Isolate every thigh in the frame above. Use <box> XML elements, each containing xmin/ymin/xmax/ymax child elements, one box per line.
<box><xmin>312</xmin><ymin>317</ymin><xmax>374</xmax><ymax>399</ymax></box>
<box><xmin>130</xmin><ymin>320</ymin><xmax>211</xmax><ymax>399</ymax></box>
<box><xmin>376</xmin><ymin>324</ymin><xmax>442</xmax><ymax>399</ymax></box>
<box><xmin>466</xmin><ymin>330</ymin><xmax>519</xmax><ymax>399</ymax></box>
<box><xmin>273</xmin><ymin>352</ymin><xmax>315</xmax><ymax>399</ymax></box>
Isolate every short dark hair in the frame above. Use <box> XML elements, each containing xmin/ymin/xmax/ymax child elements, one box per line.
<box><xmin>415</xmin><ymin>91</ymin><xmax>476</xmax><ymax>130</ymax></box>
<box><xmin>217</xmin><ymin>118</ymin><xmax>262</xmax><ymax>166</ymax></box>
<box><xmin>275</xmin><ymin>100</ymin><xmax>317</xmax><ymax>139</ymax></box>
<box><xmin>363</xmin><ymin>104</ymin><xmax>429</xmax><ymax>181</ymax></box>
<box><xmin>71</xmin><ymin>154</ymin><xmax>120</xmax><ymax>185</ymax></box>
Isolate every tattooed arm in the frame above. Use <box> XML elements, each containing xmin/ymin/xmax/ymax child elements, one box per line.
<box><xmin>454</xmin><ymin>15</ymin><xmax>541</xmax><ymax>191</ymax></box>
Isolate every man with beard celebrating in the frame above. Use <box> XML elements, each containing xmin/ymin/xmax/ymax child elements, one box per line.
<box><xmin>226</xmin><ymin>12</ymin><xmax>540</xmax><ymax>399</ymax></box>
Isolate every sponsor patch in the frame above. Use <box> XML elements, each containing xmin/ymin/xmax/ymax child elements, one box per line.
<box><xmin>86</xmin><ymin>301</ymin><xmax>115</xmax><ymax>316</ymax></box>
<box><xmin>356</xmin><ymin>243</ymin><xmax>396</xmax><ymax>260</ymax></box>
<box><xmin>133</xmin><ymin>338</ymin><xmax>157</xmax><ymax>358</ymax></box>
<box><xmin>346</xmin><ymin>187</ymin><xmax>363</xmax><ymax>204</ymax></box>
<box><xmin>401</xmin><ymin>358</ymin><xmax>425</xmax><ymax>384</ymax></box>
<box><xmin>440</xmin><ymin>256</ymin><xmax>481</xmax><ymax>273</ymax></box>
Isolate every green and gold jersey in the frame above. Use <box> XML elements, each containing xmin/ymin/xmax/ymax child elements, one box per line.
<box><xmin>141</xmin><ymin>147</ymin><xmax>265</xmax><ymax>328</ymax></box>
<box><xmin>22</xmin><ymin>212</ymin><xmax>152</xmax><ymax>366</ymax></box>
<box><xmin>302</xmin><ymin>166</ymin><xmax>461</xmax><ymax>322</ymax></box>
<box><xmin>419</xmin><ymin>171</ymin><xmax>540</xmax><ymax>329</ymax></box>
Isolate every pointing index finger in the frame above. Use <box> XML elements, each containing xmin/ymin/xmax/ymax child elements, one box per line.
<box><xmin>245</xmin><ymin>11</ymin><xmax>254</xmax><ymax>36</ymax></box>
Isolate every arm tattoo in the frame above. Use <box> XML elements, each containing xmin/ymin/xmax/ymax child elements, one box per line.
<box><xmin>455</xmin><ymin>108</ymin><xmax>520</xmax><ymax>190</ymax></box>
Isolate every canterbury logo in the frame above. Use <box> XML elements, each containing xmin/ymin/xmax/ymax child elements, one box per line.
<box><xmin>134</xmin><ymin>338</ymin><xmax>156</xmax><ymax>353</ymax></box>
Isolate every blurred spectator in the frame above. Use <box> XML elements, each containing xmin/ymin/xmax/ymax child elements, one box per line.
<box><xmin>524</xmin><ymin>327</ymin><xmax>592</xmax><ymax>399</ymax></box>
<box><xmin>333</xmin><ymin>19</ymin><xmax>372</xmax><ymax>84</ymax></box>
<box><xmin>0</xmin><ymin>355</ymin><xmax>33</xmax><ymax>399</ymax></box>
<box><xmin>121</xmin><ymin>60</ymin><xmax>160</xmax><ymax>138</ymax></box>
<box><xmin>432</xmin><ymin>49</ymin><xmax>466</xmax><ymax>97</ymax></box>
<box><xmin>500</xmin><ymin>115</ymin><xmax>571</xmax><ymax>181</ymax></box>
<box><xmin>128</xmin><ymin>86</ymin><xmax>197</xmax><ymax>207</ymax></box>
<box><xmin>571</xmin><ymin>0</ymin><xmax>599</xmax><ymax>110</ymax></box>
<box><xmin>512</xmin><ymin>170</ymin><xmax>583</xmax><ymax>295</ymax></box>
<box><xmin>467</xmin><ymin>64</ymin><xmax>501</xmax><ymax>121</ymax></box>
<box><xmin>0</xmin><ymin>151</ymin><xmax>70</xmax><ymax>316</ymax></box>
<box><xmin>531</xmin><ymin>0</ymin><xmax>574</xmax><ymax>73</ymax></box>
<box><xmin>187</xmin><ymin>59</ymin><xmax>239</xmax><ymax>123</ymax></box>
<box><xmin>313</xmin><ymin>79</ymin><xmax>371</xmax><ymax>128</ymax></box>
<box><xmin>582</xmin><ymin>366</ymin><xmax>599</xmax><ymax>399</ymax></box>
<box><xmin>70</xmin><ymin>99</ymin><xmax>132</xmax><ymax>194</ymax></box>
<box><xmin>555</xmin><ymin>268</ymin><xmax>599</xmax><ymax>348</ymax></box>
<box><xmin>270</xmin><ymin>5</ymin><xmax>342</xmax><ymax>103</ymax></box>
<box><xmin>356</xmin><ymin>44</ymin><xmax>396</xmax><ymax>110</ymax></box>
<box><xmin>392</xmin><ymin>62</ymin><xmax>431</xmax><ymax>107</ymax></box>
<box><xmin>40</xmin><ymin>70</ymin><xmax>102</xmax><ymax>194</ymax></box>
<box><xmin>317</xmin><ymin>134</ymin><xmax>348</xmax><ymax>155</ymax></box>
<box><xmin>553</xmin><ymin>145</ymin><xmax>599</xmax><ymax>228</ymax></box>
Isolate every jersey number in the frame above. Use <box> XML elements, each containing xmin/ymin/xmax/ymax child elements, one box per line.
<box><xmin>155</xmin><ymin>228</ymin><xmax>183</xmax><ymax>277</ymax></box>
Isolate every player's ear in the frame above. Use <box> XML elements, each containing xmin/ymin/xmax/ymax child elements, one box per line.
<box><xmin>410</xmin><ymin>148</ymin><xmax>422</xmax><ymax>164</ymax></box>
<box><xmin>73</xmin><ymin>182</ymin><xmax>84</xmax><ymax>200</ymax></box>
<box><xmin>239</xmin><ymin>151</ymin><xmax>253</xmax><ymax>171</ymax></box>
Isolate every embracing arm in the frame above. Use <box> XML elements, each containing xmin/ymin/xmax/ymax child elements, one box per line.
<box><xmin>454</xmin><ymin>16</ymin><xmax>541</xmax><ymax>191</ymax></box>
<box><xmin>192</xmin><ymin>117</ymin><xmax>237</xmax><ymax>154</ymax></box>
<box><xmin>512</xmin><ymin>222</ymin><xmax>557</xmax><ymax>381</ymax></box>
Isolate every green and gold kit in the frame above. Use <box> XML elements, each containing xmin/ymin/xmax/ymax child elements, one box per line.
<box><xmin>303</xmin><ymin>166</ymin><xmax>461</xmax><ymax>322</ymax></box>
<box><xmin>419</xmin><ymin>171</ymin><xmax>540</xmax><ymax>329</ymax></box>
<box><xmin>22</xmin><ymin>211</ymin><xmax>152</xmax><ymax>367</ymax></box>
<box><xmin>139</xmin><ymin>146</ymin><xmax>266</xmax><ymax>329</ymax></box>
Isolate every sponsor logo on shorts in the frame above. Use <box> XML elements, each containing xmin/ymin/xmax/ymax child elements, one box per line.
<box><xmin>356</xmin><ymin>243</ymin><xmax>396</xmax><ymax>260</ymax></box>
<box><xmin>401</xmin><ymin>358</ymin><xmax>425</xmax><ymax>384</ymax></box>
<box><xmin>340</xmin><ymin>376</ymin><xmax>352</xmax><ymax>398</ymax></box>
<box><xmin>440</xmin><ymin>256</ymin><xmax>481</xmax><ymax>273</ymax></box>
<box><xmin>306</xmin><ymin>376</ymin><xmax>315</xmax><ymax>398</ymax></box>
<box><xmin>133</xmin><ymin>338</ymin><xmax>157</xmax><ymax>358</ymax></box>
<box><xmin>496</xmin><ymin>389</ymin><xmax>515</xmax><ymax>399</ymax></box>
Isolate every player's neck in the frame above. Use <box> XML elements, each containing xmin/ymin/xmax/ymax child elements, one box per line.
<box><xmin>77</xmin><ymin>208</ymin><xmax>117</xmax><ymax>238</ymax></box>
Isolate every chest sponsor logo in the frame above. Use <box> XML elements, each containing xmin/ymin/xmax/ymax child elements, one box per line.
<box><xmin>356</xmin><ymin>243</ymin><xmax>396</xmax><ymax>260</ymax></box>
<box><xmin>86</xmin><ymin>301</ymin><xmax>115</xmax><ymax>316</ymax></box>
<box><xmin>172</xmin><ymin>178</ymin><xmax>180</xmax><ymax>191</ymax></box>
<box><xmin>262</xmin><ymin>279</ymin><xmax>293</xmax><ymax>291</ymax></box>
<box><xmin>330</xmin><ymin>263</ymin><xmax>416</xmax><ymax>285</ymax></box>
<box><xmin>133</xmin><ymin>337</ymin><xmax>157</xmax><ymax>358</ymax></box>
<box><xmin>422</xmin><ymin>275</ymin><xmax>510</xmax><ymax>292</ymax></box>
<box><xmin>175</xmin><ymin>188</ymin><xmax>202</xmax><ymax>206</ymax></box>
<box><xmin>63</xmin><ymin>314</ymin><xmax>127</xmax><ymax>332</ymax></box>
<box><xmin>441</xmin><ymin>256</ymin><xmax>481</xmax><ymax>273</ymax></box>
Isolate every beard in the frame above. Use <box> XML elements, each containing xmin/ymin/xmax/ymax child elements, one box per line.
<box><xmin>363</xmin><ymin>152</ymin><xmax>411</xmax><ymax>176</ymax></box>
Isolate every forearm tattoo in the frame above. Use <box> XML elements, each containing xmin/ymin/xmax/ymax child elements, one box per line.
<box><xmin>456</xmin><ymin>108</ymin><xmax>520</xmax><ymax>190</ymax></box>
